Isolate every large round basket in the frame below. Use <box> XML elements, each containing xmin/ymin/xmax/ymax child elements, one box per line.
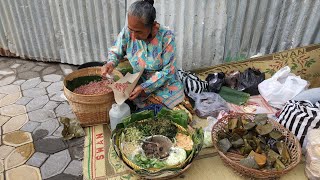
<box><xmin>63</xmin><ymin>67</ymin><xmax>123</xmax><ymax>126</ymax></box>
<box><xmin>212</xmin><ymin>113</ymin><xmax>302</xmax><ymax>179</ymax></box>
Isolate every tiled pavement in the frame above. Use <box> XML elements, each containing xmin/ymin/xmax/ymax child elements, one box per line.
<box><xmin>0</xmin><ymin>57</ymin><xmax>83</xmax><ymax>180</ymax></box>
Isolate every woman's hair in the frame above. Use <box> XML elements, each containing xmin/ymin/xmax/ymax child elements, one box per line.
<box><xmin>128</xmin><ymin>0</ymin><xmax>156</xmax><ymax>27</ymax></box>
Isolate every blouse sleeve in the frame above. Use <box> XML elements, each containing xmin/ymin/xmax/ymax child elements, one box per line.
<box><xmin>140</xmin><ymin>31</ymin><xmax>177</xmax><ymax>94</ymax></box>
<box><xmin>106</xmin><ymin>27</ymin><xmax>129</xmax><ymax>66</ymax></box>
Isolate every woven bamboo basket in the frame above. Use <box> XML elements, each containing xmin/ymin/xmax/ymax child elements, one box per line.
<box><xmin>212</xmin><ymin>113</ymin><xmax>302</xmax><ymax>179</ymax></box>
<box><xmin>63</xmin><ymin>67</ymin><xmax>123</xmax><ymax>126</ymax></box>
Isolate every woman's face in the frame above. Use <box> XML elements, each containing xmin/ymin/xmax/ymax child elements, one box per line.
<box><xmin>128</xmin><ymin>15</ymin><xmax>152</xmax><ymax>40</ymax></box>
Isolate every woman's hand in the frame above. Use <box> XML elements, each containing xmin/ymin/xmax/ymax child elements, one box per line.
<box><xmin>101</xmin><ymin>62</ymin><xmax>115</xmax><ymax>77</ymax></box>
<box><xmin>129</xmin><ymin>85</ymin><xmax>144</xmax><ymax>100</ymax></box>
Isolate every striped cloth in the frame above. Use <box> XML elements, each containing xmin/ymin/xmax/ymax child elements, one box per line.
<box><xmin>177</xmin><ymin>69</ymin><xmax>208</xmax><ymax>94</ymax></box>
<box><xmin>277</xmin><ymin>100</ymin><xmax>320</xmax><ymax>148</ymax></box>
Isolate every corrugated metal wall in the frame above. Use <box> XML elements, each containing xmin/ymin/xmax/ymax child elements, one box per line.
<box><xmin>0</xmin><ymin>0</ymin><xmax>320</xmax><ymax>70</ymax></box>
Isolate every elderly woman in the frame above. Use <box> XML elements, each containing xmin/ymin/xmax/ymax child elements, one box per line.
<box><xmin>102</xmin><ymin>0</ymin><xmax>184</xmax><ymax>109</ymax></box>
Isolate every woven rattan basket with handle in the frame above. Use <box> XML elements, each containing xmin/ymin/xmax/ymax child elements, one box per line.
<box><xmin>63</xmin><ymin>67</ymin><xmax>123</xmax><ymax>126</ymax></box>
<box><xmin>212</xmin><ymin>113</ymin><xmax>302</xmax><ymax>179</ymax></box>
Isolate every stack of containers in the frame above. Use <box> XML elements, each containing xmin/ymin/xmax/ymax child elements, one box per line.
<box><xmin>305</xmin><ymin>129</ymin><xmax>320</xmax><ymax>179</ymax></box>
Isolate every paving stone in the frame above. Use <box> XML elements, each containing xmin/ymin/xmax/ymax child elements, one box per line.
<box><xmin>28</xmin><ymin>109</ymin><xmax>56</xmax><ymax>123</ymax></box>
<box><xmin>49</xmin><ymin>91</ymin><xmax>66</xmax><ymax>102</ymax></box>
<box><xmin>47</xmin><ymin>81</ymin><xmax>63</xmax><ymax>94</ymax></box>
<box><xmin>0</xmin><ymin>173</ymin><xmax>2</xmax><ymax>180</ymax></box>
<box><xmin>40</xmin><ymin>149</ymin><xmax>71</xmax><ymax>179</ymax></box>
<box><xmin>52</xmin><ymin>125</ymin><xmax>63</xmax><ymax>138</ymax></box>
<box><xmin>36</xmin><ymin>81</ymin><xmax>51</xmax><ymax>88</ymax></box>
<box><xmin>0</xmin><ymin>85</ymin><xmax>20</xmax><ymax>94</ymax></box>
<box><xmin>20</xmin><ymin>121</ymin><xmax>40</xmax><ymax>132</ymax></box>
<box><xmin>10</xmin><ymin>63</ymin><xmax>21</xmax><ymax>69</ymax></box>
<box><xmin>26</xmin><ymin>152</ymin><xmax>49</xmax><ymax>168</ymax></box>
<box><xmin>32</xmin><ymin>118</ymin><xmax>59</xmax><ymax>141</ymax></box>
<box><xmin>0</xmin><ymin>92</ymin><xmax>21</xmax><ymax>107</ymax></box>
<box><xmin>0</xmin><ymin>160</ymin><xmax>3</xmax><ymax>173</ymax></box>
<box><xmin>3</xmin><ymin>131</ymin><xmax>33</xmax><ymax>147</ymax></box>
<box><xmin>55</xmin><ymin>102</ymin><xmax>72</xmax><ymax>117</ymax></box>
<box><xmin>0</xmin><ymin>146</ymin><xmax>14</xmax><ymax>160</ymax></box>
<box><xmin>63</xmin><ymin>112</ymin><xmax>77</xmax><ymax>119</ymax></box>
<box><xmin>23</xmin><ymin>87</ymin><xmax>47</xmax><ymax>98</ymax></box>
<box><xmin>69</xmin><ymin>145</ymin><xmax>84</xmax><ymax>160</ymax></box>
<box><xmin>59</xmin><ymin>64</ymin><xmax>75</xmax><ymax>76</ymax></box>
<box><xmin>0</xmin><ymin>94</ymin><xmax>5</xmax><ymax>100</ymax></box>
<box><xmin>37</xmin><ymin>62</ymin><xmax>50</xmax><ymax>66</ymax></box>
<box><xmin>0</xmin><ymin>115</ymin><xmax>10</xmax><ymax>126</ymax></box>
<box><xmin>0</xmin><ymin>59</ymin><xmax>15</xmax><ymax>69</ymax></box>
<box><xmin>43</xmin><ymin>74</ymin><xmax>62</xmax><ymax>82</ymax></box>
<box><xmin>0</xmin><ymin>68</ymin><xmax>14</xmax><ymax>76</ymax></box>
<box><xmin>0</xmin><ymin>104</ymin><xmax>26</xmax><ymax>117</ymax></box>
<box><xmin>31</xmin><ymin>65</ymin><xmax>45</xmax><ymax>72</ymax></box>
<box><xmin>67</xmin><ymin>137</ymin><xmax>85</xmax><ymax>147</ymax></box>
<box><xmin>64</xmin><ymin>160</ymin><xmax>82</xmax><ymax>176</ymax></box>
<box><xmin>46</xmin><ymin>173</ymin><xmax>82</xmax><ymax>180</ymax></box>
<box><xmin>0</xmin><ymin>75</ymin><xmax>16</xmax><ymax>87</ymax></box>
<box><xmin>34</xmin><ymin>136</ymin><xmax>68</xmax><ymax>154</ymax></box>
<box><xmin>2</xmin><ymin>114</ymin><xmax>28</xmax><ymax>133</ymax></box>
<box><xmin>42</xmin><ymin>66</ymin><xmax>57</xmax><ymax>75</ymax></box>
<box><xmin>13</xmin><ymin>79</ymin><xmax>26</xmax><ymax>85</ymax></box>
<box><xmin>15</xmin><ymin>96</ymin><xmax>33</xmax><ymax>105</ymax></box>
<box><xmin>16</xmin><ymin>62</ymin><xmax>36</xmax><ymax>73</ymax></box>
<box><xmin>6</xmin><ymin>165</ymin><xmax>42</xmax><ymax>180</ymax></box>
<box><xmin>26</xmin><ymin>95</ymin><xmax>49</xmax><ymax>112</ymax></box>
<box><xmin>18</xmin><ymin>71</ymin><xmax>40</xmax><ymax>80</ymax></box>
<box><xmin>4</xmin><ymin>143</ymin><xmax>34</xmax><ymax>170</ymax></box>
<box><xmin>21</xmin><ymin>77</ymin><xmax>41</xmax><ymax>90</ymax></box>
<box><xmin>43</xmin><ymin>101</ymin><xmax>60</xmax><ymax>110</ymax></box>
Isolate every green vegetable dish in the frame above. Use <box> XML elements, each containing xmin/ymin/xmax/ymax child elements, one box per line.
<box><xmin>112</xmin><ymin>108</ymin><xmax>204</xmax><ymax>174</ymax></box>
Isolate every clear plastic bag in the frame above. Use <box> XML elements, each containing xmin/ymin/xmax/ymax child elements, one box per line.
<box><xmin>305</xmin><ymin>129</ymin><xmax>320</xmax><ymax>179</ymax></box>
<box><xmin>188</xmin><ymin>92</ymin><xmax>229</xmax><ymax>118</ymax></box>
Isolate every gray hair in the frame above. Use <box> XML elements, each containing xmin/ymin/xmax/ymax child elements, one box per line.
<box><xmin>128</xmin><ymin>0</ymin><xmax>156</xmax><ymax>27</ymax></box>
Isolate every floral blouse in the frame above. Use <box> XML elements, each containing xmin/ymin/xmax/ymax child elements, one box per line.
<box><xmin>107</xmin><ymin>26</ymin><xmax>184</xmax><ymax>109</ymax></box>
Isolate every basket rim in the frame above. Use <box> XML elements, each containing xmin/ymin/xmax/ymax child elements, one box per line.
<box><xmin>63</xmin><ymin>67</ymin><xmax>123</xmax><ymax>97</ymax></box>
<box><xmin>211</xmin><ymin>112</ymin><xmax>302</xmax><ymax>176</ymax></box>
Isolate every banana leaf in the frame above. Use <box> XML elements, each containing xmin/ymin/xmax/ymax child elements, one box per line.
<box><xmin>157</xmin><ymin>108</ymin><xmax>188</xmax><ymax>128</ymax></box>
<box><xmin>60</xmin><ymin>117</ymin><xmax>85</xmax><ymax>140</ymax></box>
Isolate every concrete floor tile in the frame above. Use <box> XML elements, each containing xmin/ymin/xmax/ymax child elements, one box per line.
<box><xmin>28</xmin><ymin>109</ymin><xmax>56</xmax><ymax>123</ymax></box>
<box><xmin>10</xmin><ymin>64</ymin><xmax>21</xmax><ymax>69</ymax></box>
<box><xmin>15</xmin><ymin>97</ymin><xmax>33</xmax><ymax>106</ymax></box>
<box><xmin>34</xmin><ymin>136</ymin><xmax>68</xmax><ymax>154</ymax></box>
<box><xmin>40</xmin><ymin>149</ymin><xmax>71</xmax><ymax>179</ymax></box>
<box><xmin>16</xmin><ymin>62</ymin><xmax>36</xmax><ymax>73</ymax></box>
<box><xmin>63</xmin><ymin>160</ymin><xmax>82</xmax><ymax>176</ymax></box>
<box><xmin>0</xmin><ymin>75</ymin><xmax>16</xmax><ymax>87</ymax></box>
<box><xmin>26</xmin><ymin>95</ymin><xmax>49</xmax><ymax>112</ymax></box>
<box><xmin>26</xmin><ymin>152</ymin><xmax>48</xmax><ymax>168</ymax></box>
<box><xmin>0</xmin><ymin>104</ymin><xmax>26</xmax><ymax>117</ymax></box>
<box><xmin>43</xmin><ymin>101</ymin><xmax>60</xmax><ymax>110</ymax></box>
<box><xmin>17</xmin><ymin>71</ymin><xmax>39</xmax><ymax>80</ymax></box>
<box><xmin>42</xmin><ymin>67</ymin><xmax>57</xmax><ymax>75</ymax></box>
<box><xmin>12</xmin><ymin>80</ymin><xmax>26</xmax><ymax>85</ymax></box>
<box><xmin>4</xmin><ymin>143</ymin><xmax>34</xmax><ymax>170</ymax></box>
<box><xmin>0</xmin><ymin>85</ymin><xmax>20</xmax><ymax>94</ymax></box>
<box><xmin>0</xmin><ymin>159</ymin><xmax>3</xmax><ymax>173</ymax></box>
<box><xmin>0</xmin><ymin>68</ymin><xmax>14</xmax><ymax>76</ymax></box>
<box><xmin>0</xmin><ymin>115</ymin><xmax>10</xmax><ymax>126</ymax></box>
<box><xmin>3</xmin><ymin>131</ymin><xmax>33</xmax><ymax>147</ymax></box>
<box><xmin>20</xmin><ymin>121</ymin><xmax>40</xmax><ymax>132</ymax></box>
<box><xmin>6</xmin><ymin>165</ymin><xmax>42</xmax><ymax>180</ymax></box>
<box><xmin>32</xmin><ymin>118</ymin><xmax>59</xmax><ymax>141</ymax></box>
<box><xmin>23</xmin><ymin>88</ymin><xmax>47</xmax><ymax>98</ymax></box>
<box><xmin>31</xmin><ymin>66</ymin><xmax>44</xmax><ymax>72</ymax></box>
<box><xmin>36</xmin><ymin>82</ymin><xmax>51</xmax><ymax>88</ymax></box>
<box><xmin>0</xmin><ymin>94</ymin><xmax>5</xmax><ymax>100</ymax></box>
<box><xmin>43</xmin><ymin>74</ymin><xmax>62</xmax><ymax>82</ymax></box>
<box><xmin>2</xmin><ymin>114</ymin><xmax>28</xmax><ymax>134</ymax></box>
<box><xmin>0</xmin><ymin>145</ymin><xmax>15</xmax><ymax>160</ymax></box>
<box><xmin>47</xmin><ymin>81</ymin><xmax>63</xmax><ymax>94</ymax></box>
<box><xmin>21</xmin><ymin>77</ymin><xmax>41</xmax><ymax>90</ymax></box>
<box><xmin>48</xmin><ymin>91</ymin><xmax>66</xmax><ymax>102</ymax></box>
<box><xmin>55</xmin><ymin>102</ymin><xmax>72</xmax><ymax>117</ymax></box>
<box><xmin>0</xmin><ymin>92</ymin><xmax>21</xmax><ymax>107</ymax></box>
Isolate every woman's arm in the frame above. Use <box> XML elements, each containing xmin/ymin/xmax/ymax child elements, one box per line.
<box><xmin>140</xmin><ymin>32</ymin><xmax>177</xmax><ymax>94</ymax></box>
<box><xmin>106</xmin><ymin>27</ymin><xmax>129</xmax><ymax>66</ymax></box>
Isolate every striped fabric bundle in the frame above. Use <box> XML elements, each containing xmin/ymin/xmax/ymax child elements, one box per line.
<box><xmin>177</xmin><ymin>69</ymin><xmax>208</xmax><ymax>94</ymax></box>
<box><xmin>277</xmin><ymin>100</ymin><xmax>320</xmax><ymax>148</ymax></box>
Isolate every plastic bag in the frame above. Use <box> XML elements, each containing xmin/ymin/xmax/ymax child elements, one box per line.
<box><xmin>225</xmin><ymin>71</ymin><xmax>240</xmax><ymax>89</ymax></box>
<box><xmin>205</xmin><ymin>72</ymin><xmax>225</xmax><ymax>93</ymax></box>
<box><xmin>190</xmin><ymin>116</ymin><xmax>218</xmax><ymax>148</ymax></box>
<box><xmin>238</xmin><ymin>68</ymin><xmax>265</xmax><ymax>95</ymax></box>
<box><xmin>305</xmin><ymin>129</ymin><xmax>320</xmax><ymax>179</ymax></box>
<box><xmin>258</xmin><ymin>66</ymin><xmax>309</xmax><ymax>109</ymax></box>
<box><xmin>188</xmin><ymin>92</ymin><xmax>229</xmax><ymax>118</ymax></box>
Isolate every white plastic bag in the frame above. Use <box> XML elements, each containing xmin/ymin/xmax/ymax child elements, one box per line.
<box><xmin>258</xmin><ymin>66</ymin><xmax>309</xmax><ymax>109</ymax></box>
